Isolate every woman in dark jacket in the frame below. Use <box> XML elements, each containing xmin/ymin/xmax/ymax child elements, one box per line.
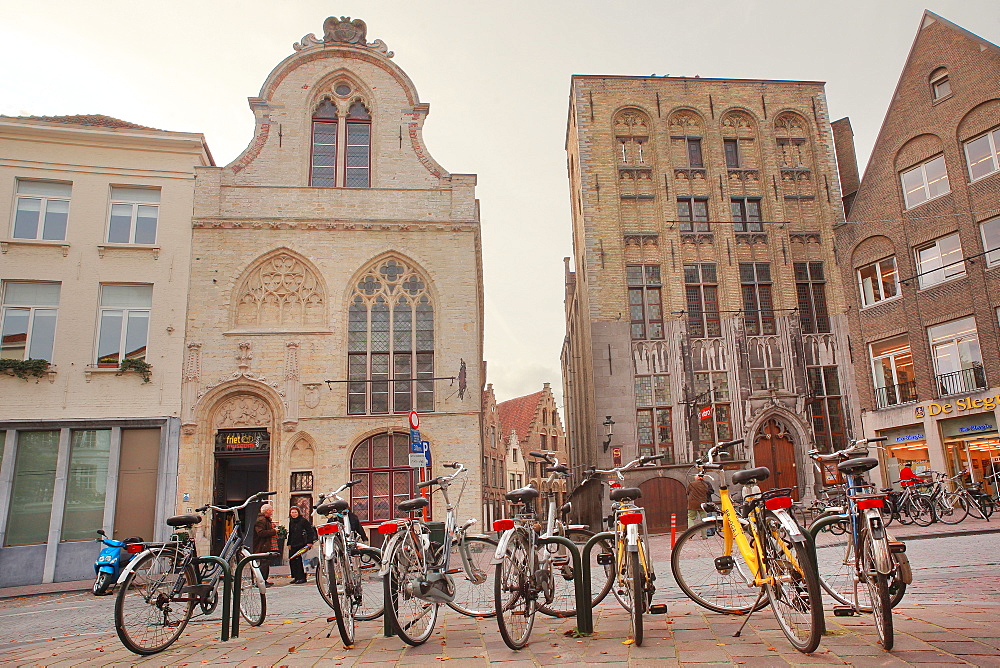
<box><xmin>287</xmin><ymin>506</ymin><xmax>315</xmax><ymax>584</ymax></box>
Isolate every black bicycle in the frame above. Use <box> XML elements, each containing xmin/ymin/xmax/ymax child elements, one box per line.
<box><xmin>113</xmin><ymin>491</ymin><xmax>275</xmax><ymax>654</ymax></box>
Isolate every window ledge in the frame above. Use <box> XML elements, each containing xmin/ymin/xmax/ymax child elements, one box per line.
<box><xmin>915</xmin><ymin>274</ymin><xmax>967</xmax><ymax>292</ymax></box>
<box><xmin>1</xmin><ymin>239</ymin><xmax>70</xmax><ymax>256</ymax></box>
<box><xmin>97</xmin><ymin>244</ymin><xmax>160</xmax><ymax>259</ymax></box>
<box><xmin>223</xmin><ymin>329</ymin><xmax>333</xmax><ymax>336</ymax></box>
<box><xmin>903</xmin><ymin>190</ymin><xmax>951</xmax><ymax>212</ymax></box>
<box><xmin>0</xmin><ymin>364</ymin><xmax>58</xmax><ymax>383</ymax></box>
<box><xmin>874</xmin><ymin>398</ymin><xmax>918</xmax><ymax>411</ymax></box>
<box><xmin>932</xmin><ymin>93</ymin><xmax>953</xmax><ymax>106</ymax></box>
<box><xmin>84</xmin><ymin>366</ymin><xmax>147</xmax><ymax>382</ymax></box>
<box><xmin>860</xmin><ymin>295</ymin><xmax>903</xmax><ymax>310</ymax></box>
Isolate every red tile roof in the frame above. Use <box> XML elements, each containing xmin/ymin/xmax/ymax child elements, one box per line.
<box><xmin>496</xmin><ymin>391</ymin><xmax>543</xmax><ymax>442</ymax></box>
<box><xmin>9</xmin><ymin>114</ymin><xmax>162</xmax><ymax>131</ymax></box>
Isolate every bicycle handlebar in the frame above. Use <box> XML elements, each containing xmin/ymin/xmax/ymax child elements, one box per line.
<box><xmin>590</xmin><ymin>453</ymin><xmax>664</xmax><ymax>477</ymax></box>
<box><xmin>200</xmin><ymin>490</ymin><xmax>276</xmax><ymax>514</ymax></box>
<box><xmin>417</xmin><ymin>461</ymin><xmax>468</xmax><ymax>489</ymax></box>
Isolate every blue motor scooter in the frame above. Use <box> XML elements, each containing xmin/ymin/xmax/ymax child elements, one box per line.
<box><xmin>93</xmin><ymin>530</ymin><xmax>144</xmax><ymax>595</ymax></box>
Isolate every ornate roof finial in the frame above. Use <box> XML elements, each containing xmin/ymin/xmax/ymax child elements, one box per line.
<box><xmin>293</xmin><ymin>16</ymin><xmax>393</xmax><ymax>57</ymax></box>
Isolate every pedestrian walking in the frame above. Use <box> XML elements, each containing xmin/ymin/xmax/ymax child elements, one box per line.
<box><xmin>687</xmin><ymin>474</ymin><xmax>713</xmax><ymax>537</ymax></box>
<box><xmin>253</xmin><ymin>502</ymin><xmax>278</xmax><ymax>586</ymax></box>
<box><xmin>287</xmin><ymin>505</ymin><xmax>316</xmax><ymax>584</ymax></box>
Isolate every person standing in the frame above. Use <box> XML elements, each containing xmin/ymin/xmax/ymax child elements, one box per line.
<box><xmin>253</xmin><ymin>503</ymin><xmax>278</xmax><ymax>586</ymax></box>
<box><xmin>687</xmin><ymin>474</ymin><xmax>712</xmax><ymax>538</ymax></box>
<box><xmin>287</xmin><ymin>506</ymin><xmax>315</xmax><ymax>584</ymax></box>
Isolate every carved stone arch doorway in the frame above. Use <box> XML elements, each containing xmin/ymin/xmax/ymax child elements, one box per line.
<box><xmin>753</xmin><ymin>418</ymin><xmax>799</xmax><ymax>499</ymax></box>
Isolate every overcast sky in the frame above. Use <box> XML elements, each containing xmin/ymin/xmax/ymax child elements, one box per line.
<box><xmin>3</xmin><ymin>1</ymin><xmax>997</xmax><ymax>406</ymax></box>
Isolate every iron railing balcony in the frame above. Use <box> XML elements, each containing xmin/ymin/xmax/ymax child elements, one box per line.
<box><xmin>936</xmin><ymin>365</ymin><xmax>987</xmax><ymax>397</ymax></box>
<box><xmin>874</xmin><ymin>380</ymin><xmax>918</xmax><ymax>410</ymax></box>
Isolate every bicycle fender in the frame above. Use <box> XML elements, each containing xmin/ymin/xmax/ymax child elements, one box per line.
<box><xmin>771</xmin><ymin>509</ymin><xmax>805</xmax><ymax>542</ymax></box>
<box><xmin>377</xmin><ymin>531</ymin><xmax>407</xmax><ymax>577</ymax></box>
<box><xmin>865</xmin><ymin>511</ymin><xmax>894</xmax><ymax>575</ymax></box>
<box><xmin>626</xmin><ymin>523</ymin><xmax>639</xmax><ymax>552</ymax></box>
<box><xmin>491</xmin><ymin>528</ymin><xmax>518</xmax><ymax>565</ymax></box>
<box><xmin>115</xmin><ymin>548</ymin><xmax>154</xmax><ymax>584</ymax></box>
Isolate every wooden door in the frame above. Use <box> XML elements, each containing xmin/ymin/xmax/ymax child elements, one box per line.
<box><xmin>638</xmin><ymin>477</ymin><xmax>687</xmax><ymax>533</ymax></box>
<box><xmin>753</xmin><ymin>419</ymin><xmax>800</xmax><ymax>499</ymax></box>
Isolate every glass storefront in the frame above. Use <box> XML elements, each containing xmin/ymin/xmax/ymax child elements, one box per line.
<box><xmin>877</xmin><ymin>424</ymin><xmax>929</xmax><ymax>489</ymax></box>
<box><xmin>940</xmin><ymin>412</ymin><xmax>999</xmax><ymax>493</ymax></box>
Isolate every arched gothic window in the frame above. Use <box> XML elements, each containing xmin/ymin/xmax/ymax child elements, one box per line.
<box><xmin>310</xmin><ymin>97</ymin><xmax>371</xmax><ymax>188</ymax></box>
<box><xmin>349</xmin><ymin>433</ymin><xmax>425</xmax><ymax>524</ymax></box>
<box><xmin>348</xmin><ymin>258</ymin><xmax>434</xmax><ymax>414</ymax></box>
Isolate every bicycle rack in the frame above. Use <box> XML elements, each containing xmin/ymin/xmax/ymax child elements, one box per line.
<box><xmin>531</xmin><ymin>534</ymin><xmax>587</xmax><ymax>634</ymax></box>
<box><xmin>191</xmin><ymin>556</ymin><xmax>233</xmax><ymax>642</ymax></box>
<box><xmin>806</xmin><ymin>513</ymin><xmax>848</xmax><ymax>636</ymax></box>
<box><xmin>231</xmin><ymin>551</ymin><xmax>279</xmax><ymax>639</ymax></box>
<box><xmin>576</xmin><ymin>531</ymin><xmax>614</xmax><ymax>635</ymax></box>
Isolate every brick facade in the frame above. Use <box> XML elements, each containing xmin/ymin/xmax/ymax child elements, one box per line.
<box><xmin>563</xmin><ymin>75</ymin><xmax>858</xmax><ymax>529</ymax></box>
<box><xmin>833</xmin><ymin>12</ymin><xmax>1000</xmax><ymax>489</ymax></box>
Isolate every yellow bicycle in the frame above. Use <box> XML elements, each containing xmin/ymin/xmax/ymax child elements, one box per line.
<box><xmin>670</xmin><ymin>439</ymin><xmax>823</xmax><ymax>654</ymax></box>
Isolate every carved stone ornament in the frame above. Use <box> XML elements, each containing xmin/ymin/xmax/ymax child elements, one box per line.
<box><xmin>215</xmin><ymin>395</ymin><xmax>272</xmax><ymax>429</ymax></box>
<box><xmin>293</xmin><ymin>16</ymin><xmax>393</xmax><ymax>56</ymax></box>
<box><xmin>303</xmin><ymin>383</ymin><xmax>323</xmax><ymax>409</ymax></box>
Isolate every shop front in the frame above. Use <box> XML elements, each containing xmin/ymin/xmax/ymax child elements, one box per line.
<box><xmin>939</xmin><ymin>413</ymin><xmax>1000</xmax><ymax>494</ymax></box>
<box><xmin>876</xmin><ymin>424</ymin><xmax>929</xmax><ymax>490</ymax></box>
<box><xmin>213</xmin><ymin>428</ymin><xmax>269</xmax><ymax>553</ymax></box>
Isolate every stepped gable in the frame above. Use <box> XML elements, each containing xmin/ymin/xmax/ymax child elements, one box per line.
<box><xmin>496</xmin><ymin>391</ymin><xmax>543</xmax><ymax>442</ymax></box>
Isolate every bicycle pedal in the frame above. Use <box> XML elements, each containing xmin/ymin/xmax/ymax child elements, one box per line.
<box><xmin>551</xmin><ymin>556</ymin><xmax>570</xmax><ymax>567</ymax></box>
<box><xmin>833</xmin><ymin>606</ymin><xmax>857</xmax><ymax>617</ymax></box>
<box><xmin>327</xmin><ymin>616</ymin><xmax>338</xmax><ymax>623</ymax></box>
<box><xmin>597</xmin><ymin>553</ymin><xmax>613</xmax><ymax>566</ymax></box>
<box><xmin>648</xmin><ymin>603</ymin><xmax>669</xmax><ymax>615</ymax></box>
<box><xmin>714</xmin><ymin>555</ymin><xmax>734</xmax><ymax>574</ymax></box>
<box><xmin>888</xmin><ymin>541</ymin><xmax>906</xmax><ymax>554</ymax></box>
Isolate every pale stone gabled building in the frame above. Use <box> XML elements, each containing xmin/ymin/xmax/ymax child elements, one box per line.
<box><xmin>562</xmin><ymin>76</ymin><xmax>859</xmax><ymax>531</ymax></box>
<box><xmin>179</xmin><ymin>17</ymin><xmax>484</xmax><ymax>544</ymax></box>
<box><xmin>0</xmin><ymin>115</ymin><xmax>212</xmax><ymax>586</ymax></box>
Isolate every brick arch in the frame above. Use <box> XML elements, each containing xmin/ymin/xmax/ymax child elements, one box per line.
<box><xmin>666</xmin><ymin>107</ymin><xmax>706</xmax><ymax>136</ymax></box>
<box><xmin>894</xmin><ymin>133</ymin><xmax>945</xmax><ymax>172</ymax></box>
<box><xmin>850</xmin><ymin>234</ymin><xmax>899</xmax><ymax>270</ymax></box>
<box><xmin>957</xmin><ymin>98</ymin><xmax>1000</xmax><ymax>143</ymax></box>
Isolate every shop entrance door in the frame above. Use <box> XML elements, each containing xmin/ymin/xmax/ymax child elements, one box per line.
<box><xmin>212</xmin><ymin>455</ymin><xmax>268</xmax><ymax>553</ymax></box>
<box><xmin>753</xmin><ymin>419</ymin><xmax>799</xmax><ymax>499</ymax></box>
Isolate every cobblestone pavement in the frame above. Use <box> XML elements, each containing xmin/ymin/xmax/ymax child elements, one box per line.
<box><xmin>3</xmin><ymin>525</ymin><xmax>999</xmax><ymax>666</ymax></box>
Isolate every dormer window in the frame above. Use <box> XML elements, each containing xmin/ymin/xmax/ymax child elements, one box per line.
<box><xmin>310</xmin><ymin>98</ymin><xmax>371</xmax><ymax>188</ymax></box>
<box><xmin>930</xmin><ymin>68</ymin><xmax>951</xmax><ymax>100</ymax></box>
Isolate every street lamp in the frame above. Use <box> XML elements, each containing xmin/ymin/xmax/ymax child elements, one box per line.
<box><xmin>602</xmin><ymin>416</ymin><xmax>615</xmax><ymax>451</ymax></box>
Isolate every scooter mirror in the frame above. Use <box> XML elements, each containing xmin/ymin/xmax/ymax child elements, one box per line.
<box><xmin>97</xmin><ymin>529</ymin><xmax>106</xmax><ymax>537</ymax></box>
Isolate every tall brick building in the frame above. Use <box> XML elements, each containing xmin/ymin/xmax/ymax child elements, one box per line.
<box><xmin>833</xmin><ymin>12</ymin><xmax>1000</xmax><ymax>489</ymax></box>
<box><xmin>179</xmin><ymin>17</ymin><xmax>484</xmax><ymax>544</ymax></box>
<box><xmin>562</xmin><ymin>75</ymin><xmax>858</xmax><ymax>530</ymax></box>
<box><xmin>0</xmin><ymin>115</ymin><xmax>212</xmax><ymax>585</ymax></box>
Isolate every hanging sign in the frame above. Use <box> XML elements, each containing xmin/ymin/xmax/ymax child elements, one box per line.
<box><xmin>215</xmin><ymin>429</ymin><xmax>269</xmax><ymax>452</ymax></box>
<box><xmin>699</xmin><ymin>406</ymin><xmax>713</xmax><ymax>421</ymax></box>
<box><xmin>612</xmin><ymin>447</ymin><xmax>623</xmax><ymax>467</ymax></box>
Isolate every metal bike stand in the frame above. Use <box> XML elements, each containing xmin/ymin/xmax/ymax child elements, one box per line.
<box><xmin>578</xmin><ymin>531</ymin><xmax>614</xmax><ymax>636</ymax></box>
<box><xmin>344</xmin><ymin>544</ymin><xmax>390</xmax><ymax>638</ymax></box>
<box><xmin>231</xmin><ymin>551</ymin><xmax>279</xmax><ymax>639</ymax></box>
<box><xmin>537</xmin><ymin>535</ymin><xmax>588</xmax><ymax>633</ymax></box>
<box><xmin>806</xmin><ymin>513</ymin><xmax>847</xmax><ymax>636</ymax></box>
<box><xmin>191</xmin><ymin>556</ymin><xmax>232</xmax><ymax>642</ymax></box>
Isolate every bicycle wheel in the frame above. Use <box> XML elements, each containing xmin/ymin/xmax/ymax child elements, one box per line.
<box><xmin>495</xmin><ymin>528</ymin><xmax>537</xmax><ymax>650</ymax></box>
<box><xmin>329</xmin><ymin>538</ymin><xmax>355</xmax><ymax>646</ymax></box>
<box><xmin>447</xmin><ymin>535</ymin><xmax>497</xmax><ymax>617</ymax></box>
<box><xmin>351</xmin><ymin>547</ymin><xmax>384</xmax><ymax>621</ymax></box>
<box><xmin>935</xmin><ymin>493</ymin><xmax>967</xmax><ymax>525</ymax></box>
<box><xmin>860</xmin><ymin>531</ymin><xmax>893</xmax><ymax>649</ymax></box>
<box><xmin>384</xmin><ymin>529</ymin><xmax>439</xmax><ymax>646</ymax></box>
<box><xmin>236</xmin><ymin>548</ymin><xmax>266</xmax><ymax>626</ymax></box>
<box><xmin>670</xmin><ymin>519</ymin><xmax>767</xmax><ymax>614</ymax></box>
<box><xmin>962</xmin><ymin>493</ymin><xmax>989</xmax><ymax>520</ymax></box>
<box><xmin>315</xmin><ymin>548</ymin><xmax>335</xmax><ymax>609</ymax></box>
<box><xmin>114</xmin><ymin>549</ymin><xmax>195</xmax><ymax>655</ymax></box>
<box><xmin>537</xmin><ymin>528</ymin><xmax>613</xmax><ymax>617</ymax></box>
<box><xmin>907</xmin><ymin>495</ymin><xmax>935</xmax><ymax>526</ymax></box>
<box><xmin>619</xmin><ymin>549</ymin><xmax>644</xmax><ymax>645</ymax></box>
<box><xmin>811</xmin><ymin>527</ymin><xmax>854</xmax><ymax>607</ymax></box>
<box><xmin>761</xmin><ymin>511</ymin><xmax>822</xmax><ymax>654</ymax></box>
<box><xmin>880</xmin><ymin>501</ymin><xmax>895</xmax><ymax>528</ymax></box>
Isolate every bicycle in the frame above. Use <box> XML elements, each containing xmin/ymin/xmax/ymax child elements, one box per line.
<box><xmin>525</xmin><ymin>450</ymin><xmax>614</xmax><ymax>618</ymax></box>
<box><xmin>671</xmin><ymin>438</ymin><xmax>823</xmax><ymax>654</ymax></box>
<box><xmin>928</xmin><ymin>469</ymin><xmax>994</xmax><ymax>524</ymax></box>
<box><xmin>113</xmin><ymin>490</ymin><xmax>275</xmax><ymax>655</ymax></box>
<box><xmin>314</xmin><ymin>479</ymin><xmax>384</xmax><ymax>646</ymax></box>
<box><xmin>587</xmin><ymin>453</ymin><xmax>669</xmax><ymax>646</ymax></box>
<box><xmin>808</xmin><ymin>438</ymin><xmax>909</xmax><ymax>650</ymax></box>
<box><xmin>378</xmin><ymin>461</ymin><xmax>497</xmax><ymax>646</ymax></box>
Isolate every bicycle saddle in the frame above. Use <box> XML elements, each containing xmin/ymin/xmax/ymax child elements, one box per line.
<box><xmin>166</xmin><ymin>513</ymin><xmax>203</xmax><ymax>527</ymax></box>
<box><xmin>837</xmin><ymin>457</ymin><xmax>879</xmax><ymax>475</ymax></box>
<box><xmin>609</xmin><ymin>487</ymin><xmax>642</xmax><ymax>501</ymax></box>
<box><xmin>397</xmin><ymin>497</ymin><xmax>429</xmax><ymax>512</ymax></box>
<box><xmin>316</xmin><ymin>499</ymin><xmax>350</xmax><ymax>515</ymax></box>
<box><xmin>732</xmin><ymin>467</ymin><xmax>770</xmax><ymax>485</ymax></box>
<box><xmin>505</xmin><ymin>486</ymin><xmax>539</xmax><ymax>504</ymax></box>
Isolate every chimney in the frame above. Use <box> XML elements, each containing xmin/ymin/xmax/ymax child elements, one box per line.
<box><xmin>831</xmin><ymin>117</ymin><xmax>860</xmax><ymax>217</ymax></box>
